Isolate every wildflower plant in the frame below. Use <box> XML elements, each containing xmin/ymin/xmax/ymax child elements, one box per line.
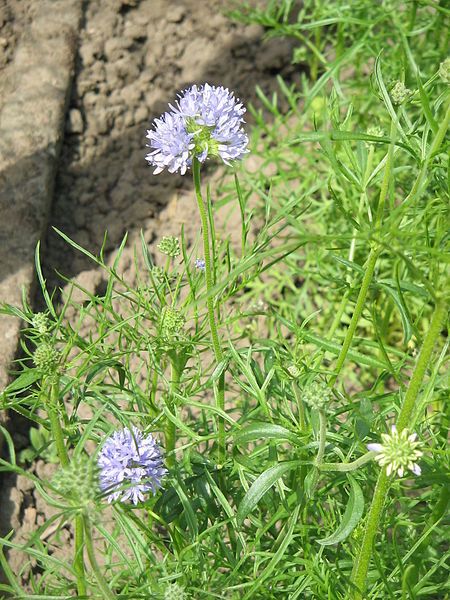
<box><xmin>0</xmin><ymin>2</ymin><xmax>449</xmax><ymax>599</ymax></box>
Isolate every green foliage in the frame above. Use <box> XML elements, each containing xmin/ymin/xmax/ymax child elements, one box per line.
<box><xmin>1</xmin><ymin>1</ymin><xmax>449</xmax><ymax>598</ymax></box>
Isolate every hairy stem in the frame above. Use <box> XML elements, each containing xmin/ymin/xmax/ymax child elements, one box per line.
<box><xmin>320</xmin><ymin>451</ymin><xmax>375</xmax><ymax>472</ymax></box>
<box><xmin>193</xmin><ymin>158</ymin><xmax>226</xmax><ymax>463</ymax></box>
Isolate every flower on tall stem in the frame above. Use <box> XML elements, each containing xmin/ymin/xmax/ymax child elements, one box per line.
<box><xmin>145</xmin><ymin>83</ymin><xmax>249</xmax><ymax>175</ymax></box>
<box><xmin>98</xmin><ymin>427</ymin><xmax>166</xmax><ymax>504</ymax></box>
<box><xmin>367</xmin><ymin>425</ymin><xmax>423</xmax><ymax>477</ymax></box>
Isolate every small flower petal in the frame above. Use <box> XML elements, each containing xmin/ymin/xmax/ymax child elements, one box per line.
<box><xmin>411</xmin><ymin>463</ymin><xmax>421</xmax><ymax>476</ymax></box>
<box><xmin>367</xmin><ymin>443</ymin><xmax>383</xmax><ymax>452</ymax></box>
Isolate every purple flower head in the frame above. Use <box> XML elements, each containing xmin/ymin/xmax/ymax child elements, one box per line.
<box><xmin>145</xmin><ymin>83</ymin><xmax>249</xmax><ymax>175</ymax></box>
<box><xmin>194</xmin><ymin>258</ymin><xmax>206</xmax><ymax>271</ymax></box>
<box><xmin>98</xmin><ymin>426</ymin><xmax>167</xmax><ymax>505</ymax></box>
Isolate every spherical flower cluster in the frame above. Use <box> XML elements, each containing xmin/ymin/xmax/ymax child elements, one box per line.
<box><xmin>161</xmin><ymin>306</ymin><xmax>185</xmax><ymax>337</ymax></box>
<box><xmin>164</xmin><ymin>583</ymin><xmax>187</xmax><ymax>600</ymax></box>
<box><xmin>98</xmin><ymin>427</ymin><xmax>166</xmax><ymax>505</ymax></box>
<box><xmin>53</xmin><ymin>456</ymin><xmax>99</xmax><ymax>506</ymax></box>
<box><xmin>158</xmin><ymin>235</ymin><xmax>181</xmax><ymax>257</ymax></box>
<box><xmin>145</xmin><ymin>83</ymin><xmax>249</xmax><ymax>175</ymax></box>
<box><xmin>390</xmin><ymin>81</ymin><xmax>412</xmax><ymax>105</ymax></box>
<box><xmin>302</xmin><ymin>380</ymin><xmax>333</xmax><ymax>412</ymax></box>
<box><xmin>33</xmin><ymin>342</ymin><xmax>60</xmax><ymax>375</ymax></box>
<box><xmin>367</xmin><ymin>425</ymin><xmax>423</xmax><ymax>477</ymax></box>
<box><xmin>32</xmin><ymin>312</ymin><xmax>50</xmax><ymax>336</ymax></box>
<box><xmin>438</xmin><ymin>57</ymin><xmax>450</xmax><ymax>84</ymax></box>
<box><xmin>194</xmin><ymin>258</ymin><xmax>206</xmax><ymax>271</ymax></box>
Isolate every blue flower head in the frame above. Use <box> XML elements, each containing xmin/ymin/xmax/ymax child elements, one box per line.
<box><xmin>145</xmin><ymin>83</ymin><xmax>249</xmax><ymax>175</ymax></box>
<box><xmin>98</xmin><ymin>427</ymin><xmax>167</xmax><ymax>505</ymax></box>
<box><xmin>194</xmin><ymin>258</ymin><xmax>206</xmax><ymax>271</ymax></box>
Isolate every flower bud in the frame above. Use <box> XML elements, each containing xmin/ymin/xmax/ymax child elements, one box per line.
<box><xmin>161</xmin><ymin>307</ymin><xmax>185</xmax><ymax>336</ymax></box>
<box><xmin>32</xmin><ymin>312</ymin><xmax>50</xmax><ymax>335</ymax></box>
<box><xmin>438</xmin><ymin>57</ymin><xmax>450</xmax><ymax>84</ymax></box>
<box><xmin>33</xmin><ymin>343</ymin><xmax>60</xmax><ymax>375</ymax></box>
<box><xmin>157</xmin><ymin>236</ymin><xmax>180</xmax><ymax>258</ymax></box>
<box><xmin>52</xmin><ymin>456</ymin><xmax>99</xmax><ymax>506</ymax></box>
<box><xmin>302</xmin><ymin>380</ymin><xmax>333</xmax><ymax>411</ymax></box>
<box><xmin>287</xmin><ymin>364</ymin><xmax>301</xmax><ymax>378</ymax></box>
<box><xmin>164</xmin><ymin>583</ymin><xmax>187</xmax><ymax>600</ymax></box>
<box><xmin>390</xmin><ymin>81</ymin><xmax>412</xmax><ymax>105</ymax></box>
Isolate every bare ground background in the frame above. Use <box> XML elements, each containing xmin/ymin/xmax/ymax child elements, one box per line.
<box><xmin>0</xmin><ymin>0</ymin><xmax>301</xmax><ymax>587</ymax></box>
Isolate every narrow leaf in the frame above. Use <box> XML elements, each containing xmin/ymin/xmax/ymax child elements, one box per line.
<box><xmin>318</xmin><ymin>475</ymin><xmax>364</xmax><ymax>545</ymax></box>
<box><xmin>235</xmin><ymin>423</ymin><xmax>299</xmax><ymax>445</ymax></box>
<box><xmin>237</xmin><ymin>461</ymin><xmax>297</xmax><ymax>526</ymax></box>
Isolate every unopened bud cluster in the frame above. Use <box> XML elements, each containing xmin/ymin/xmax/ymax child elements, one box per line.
<box><xmin>164</xmin><ymin>583</ymin><xmax>187</xmax><ymax>600</ymax></box>
<box><xmin>32</xmin><ymin>312</ymin><xmax>51</xmax><ymax>335</ymax></box>
<box><xmin>151</xmin><ymin>265</ymin><xmax>165</xmax><ymax>281</ymax></box>
<box><xmin>161</xmin><ymin>307</ymin><xmax>185</xmax><ymax>336</ymax></box>
<box><xmin>439</xmin><ymin>57</ymin><xmax>450</xmax><ymax>84</ymax></box>
<box><xmin>52</xmin><ymin>456</ymin><xmax>99</xmax><ymax>506</ymax></box>
<box><xmin>33</xmin><ymin>343</ymin><xmax>60</xmax><ymax>375</ymax></box>
<box><xmin>390</xmin><ymin>81</ymin><xmax>412</xmax><ymax>105</ymax></box>
<box><xmin>287</xmin><ymin>364</ymin><xmax>301</xmax><ymax>378</ymax></box>
<box><xmin>302</xmin><ymin>380</ymin><xmax>333</xmax><ymax>411</ymax></box>
<box><xmin>158</xmin><ymin>236</ymin><xmax>180</xmax><ymax>258</ymax></box>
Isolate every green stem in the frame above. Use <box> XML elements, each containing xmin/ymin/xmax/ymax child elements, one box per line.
<box><xmin>320</xmin><ymin>451</ymin><xmax>375</xmax><ymax>472</ymax></box>
<box><xmin>293</xmin><ymin>383</ymin><xmax>306</xmax><ymax>431</ymax></box>
<box><xmin>375</xmin><ymin>119</ymin><xmax>396</xmax><ymax>227</ymax></box>
<box><xmin>74</xmin><ymin>515</ymin><xmax>86</xmax><ymax>596</ymax></box>
<box><xmin>396</xmin><ymin>297</ymin><xmax>447</xmax><ymax>431</ymax></box>
<box><xmin>84</xmin><ymin>516</ymin><xmax>116</xmax><ymax>599</ymax></box>
<box><xmin>47</xmin><ymin>379</ymin><xmax>69</xmax><ymax>468</ymax></box>
<box><xmin>47</xmin><ymin>380</ymin><xmax>86</xmax><ymax>596</ymax></box>
<box><xmin>350</xmin><ymin>296</ymin><xmax>447</xmax><ymax>599</ymax></box>
<box><xmin>192</xmin><ymin>158</ymin><xmax>226</xmax><ymax>463</ymax></box>
<box><xmin>330</xmin><ymin>245</ymin><xmax>380</xmax><ymax>386</ymax></box>
<box><xmin>315</xmin><ymin>409</ymin><xmax>328</xmax><ymax>469</ymax></box>
<box><xmin>165</xmin><ymin>358</ymin><xmax>181</xmax><ymax>469</ymax></box>
<box><xmin>307</xmin><ymin>409</ymin><xmax>328</xmax><ymax>496</ymax></box>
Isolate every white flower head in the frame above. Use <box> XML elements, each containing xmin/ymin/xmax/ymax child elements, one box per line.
<box><xmin>367</xmin><ymin>425</ymin><xmax>423</xmax><ymax>477</ymax></box>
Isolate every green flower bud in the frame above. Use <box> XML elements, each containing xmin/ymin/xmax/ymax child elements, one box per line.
<box><xmin>161</xmin><ymin>307</ymin><xmax>185</xmax><ymax>336</ymax></box>
<box><xmin>151</xmin><ymin>265</ymin><xmax>165</xmax><ymax>281</ymax></box>
<box><xmin>33</xmin><ymin>343</ymin><xmax>60</xmax><ymax>375</ymax></box>
<box><xmin>157</xmin><ymin>236</ymin><xmax>180</xmax><ymax>258</ymax></box>
<box><xmin>302</xmin><ymin>380</ymin><xmax>333</xmax><ymax>412</ymax></box>
<box><xmin>438</xmin><ymin>57</ymin><xmax>450</xmax><ymax>84</ymax></box>
<box><xmin>367</xmin><ymin>125</ymin><xmax>383</xmax><ymax>138</ymax></box>
<box><xmin>32</xmin><ymin>312</ymin><xmax>50</xmax><ymax>335</ymax></box>
<box><xmin>287</xmin><ymin>364</ymin><xmax>301</xmax><ymax>378</ymax></box>
<box><xmin>164</xmin><ymin>583</ymin><xmax>187</xmax><ymax>600</ymax></box>
<box><xmin>52</xmin><ymin>456</ymin><xmax>99</xmax><ymax>506</ymax></box>
<box><xmin>390</xmin><ymin>81</ymin><xmax>412</xmax><ymax>105</ymax></box>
